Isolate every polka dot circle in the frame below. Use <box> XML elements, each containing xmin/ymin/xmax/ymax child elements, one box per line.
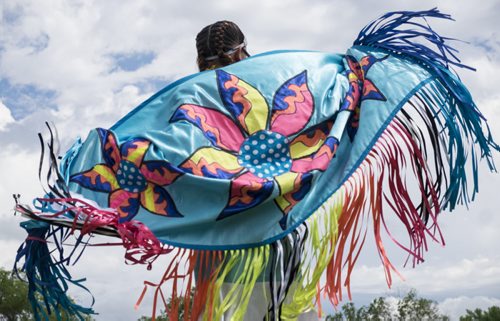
<box><xmin>238</xmin><ymin>130</ymin><xmax>292</xmax><ymax>179</ymax></box>
<box><xmin>116</xmin><ymin>160</ymin><xmax>147</xmax><ymax>192</ymax></box>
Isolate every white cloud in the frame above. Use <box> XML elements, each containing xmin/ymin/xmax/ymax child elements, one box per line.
<box><xmin>0</xmin><ymin>146</ymin><xmax>46</xmax><ymax>268</ymax></box>
<box><xmin>345</xmin><ymin>255</ymin><xmax>500</xmax><ymax>314</ymax></box>
<box><xmin>0</xmin><ymin>100</ymin><xmax>15</xmax><ymax>131</ymax></box>
<box><xmin>63</xmin><ymin>240</ymin><xmax>170</xmax><ymax>321</ymax></box>
<box><xmin>0</xmin><ymin>238</ymin><xmax>23</xmax><ymax>267</ymax></box>
<box><xmin>439</xmin><ymin>296</ymin><xmax>500</xmax><ymax>321</ymax></box>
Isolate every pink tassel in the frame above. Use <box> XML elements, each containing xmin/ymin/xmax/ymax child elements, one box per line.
<box><xmin>28</xmin><ymin>197</ymin><xmax>172</xmax><ymax>268</ymax></box>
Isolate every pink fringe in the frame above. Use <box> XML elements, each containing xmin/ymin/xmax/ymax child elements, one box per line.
<box><xmin>31</xmin><ymin>198</ymin><xmax>172</xmax><ymax>268</ymax></box>
<box><xmin>324</xmin><ymin>116</ymin><xmax>445</xmax><ymax>305</ymax></box>
<box><xmin>17</xmin><ymin>109</ymin><xmax>449</xmax><ymax>320</ymax></box>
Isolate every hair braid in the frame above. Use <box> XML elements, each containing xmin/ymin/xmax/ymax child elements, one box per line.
<box><xmin>214</xmin><ymin>22</ymin><xmax>235</xmax><ymax>67</ymax></box>
<box><xmin>195</xmin><ymin>21</ymin><xmax>247</xmax><ymax>71</ymax></box>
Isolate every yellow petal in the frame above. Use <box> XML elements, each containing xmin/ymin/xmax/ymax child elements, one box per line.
<box><xmin>274</xmin><ymin>172</ymin><xmax>300</xmax><ymax>195</ymax></box>
<box><xmin>93</xmin><ymin>164</ymin><xmax>120</xmax><ymax>190</ymax></box>
<box><xmin>236</xmin><ymin>79</ymin><xmax>269</xmax><ymax>134</ymax></box>
<box><xmin>182</xmin><ymin>147</ymin><xmax>243</xmax><ymax>178</ymax></box>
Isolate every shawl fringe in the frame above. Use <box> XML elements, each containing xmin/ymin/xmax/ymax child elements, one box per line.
<box><xmin>13</xmin><ymin>9</ymin><xmax>498</xmax><ymax>321</ymax></box>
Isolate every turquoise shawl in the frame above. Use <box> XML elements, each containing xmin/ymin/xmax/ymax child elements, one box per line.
<box><xmin>14</xmin><ymin>9</ymin><xmax>498</xmax><ymax>321</ymax></box>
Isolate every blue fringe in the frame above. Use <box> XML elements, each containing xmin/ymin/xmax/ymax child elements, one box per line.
<box><xmin>354</xmin><ymin>9</ymin><xmax>470</xmax><ymax>69</ymax></box>
<box><xmin>14</xmin><ymin>220</ymin><xmax>95</xmax><ymax>321</ymax></box>
<box><xmin>354</xmin><ymin>8</ymin><xmax>499</xmax><ymax>210</ymax></box>
<box><xmin>353</xmin><ymin>9</ymin><xmax>477</xmax><ymax>111</ymax></box>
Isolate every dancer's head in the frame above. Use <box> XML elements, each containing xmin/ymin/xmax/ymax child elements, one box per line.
<box><xmin>196</xmin><ymin>21</ymin><xmax>249</xmax><ymax>71</ymax></box>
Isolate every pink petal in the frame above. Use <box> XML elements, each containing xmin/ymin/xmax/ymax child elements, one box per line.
<box><xmin>109</xmin><ymin>189</ymin><xmax>140</xmax><ymax>222</ymax></box>
<box><xmin>170</xmin><ymin>104</ymin><xmax>245</xmax><ymax>152</ymax></box>
<box><xmin>270</xmin><ymin>71</ymin><xmax>314</xmax><ymax>137</ymax></box>
<box><xmin>291</xmin><ymin>137</ymin><xmax>339</xmax><ymax>173</ymax></box>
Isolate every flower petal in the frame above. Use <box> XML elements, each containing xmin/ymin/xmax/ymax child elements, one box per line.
<box><xmin>140</xmin><ymin>183</ymin><xmax>182</xmax><ymax>217</ymax></box>
<box><xmin>217</xmin><ymin>171</ymin><xmax>274</xmax><ymax>220</ymax></box>
<box><xmin>346</xmin><ymin>55</ymin><xmax>362</xmax><ymax>79</ymax></box>
<box><xmin>216</xmin><ymin>70</ymin><xmax>269</xmax><ymax>135</ymax></box>
<box><xmin>109</xmin><ymin>189</ymin><xmax>140</xmax><ymax>222</ymax></box>
<box><xmin>274</xmin><ymin>172</ymin><xmax>300</xmax><ymax>195</ymax></box>
<box><xmin>274</xmin><ymin>172</ymin><xmax>313</xmax><ymax>229</ymax></box>
<box><xmin>180</xmin><ymin>147</ymin><xmax>243</xmax><ymax>179</ymax></box>
<box><xmin>358</xmin><ymin>55</ymin><xmax>380</xmax><ymax>76</ymax></box>
<box><xmin>70</xmin><ymin>164</ymin><xmax>119</xmax><ymax>192</ymax></box>
<box><xmin>140</xmin><ymin>161</ymin><xmax>183</xmax><ymax>186</ymax></box>
<box><xmin>270</xmin><ymin>71</ymin><xmax>314</xmax><ymax>137</ymax></box>
<box><xmin>346</xmin><ymin>105</ymin><xmax>361</xmax><ymax>142</ymax></box>
<box><xmin>170</xmin><ymin>104</ymin><xmax>245</xmax><ymax>152</ymax></box>
<box><xmin>339</xmin><ymin>73</ymin><xmax>361</xmax><ymax>112</ymax></box>
<box><xmin>291</xmin><ymin>137</ymin><xmax>339</xmax><ymax>173</ymax></box>
<box><xmin>120</xmin><ymin>138</ymin><xmax>150</xmax><ymax>167</ymax></box>
<box><xmin>97</xmin><ymin>128</ymin><xmax>121</xmax><ymax>172</ymax></box>
<box><xmin>347</xmin><ymin>55</ymin><xmax>387</xmax><ymax>102</ymax></box>
<box><xmin>289</xmin><ymin>121</ymin><xmax>332</xmax><ymax>159</ymax></box>
<box><xmin>362</xmin><ymin>79</ymin><xmax>387</xmax><ymax>101</ymax></box>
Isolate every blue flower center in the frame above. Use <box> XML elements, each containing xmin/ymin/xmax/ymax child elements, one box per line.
<box><xmin>238</xmin><ymin>130</ymin><xmax>292</xmax><ymax>179</ymax></box>
<box><xmin>116</xmin><ymin>160</ymin><xmax>147</xmax><ymax>193</ymax></box>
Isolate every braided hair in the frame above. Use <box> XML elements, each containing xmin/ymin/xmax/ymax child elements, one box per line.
<box><xmin>196</xmin><ymin>21</ymin><xmax>248</xmax><ymax>71</ymax></box>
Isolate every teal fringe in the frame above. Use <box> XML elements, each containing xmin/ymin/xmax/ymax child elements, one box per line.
<box><xmin>355</xmin><ymin>8</ymin><xmax>499</xmax><ymax>210</ymax></box>
<box><xmin>14</xmin><ymin>220</ymin><xmax>95</xmax><ymax>321</ymax></box>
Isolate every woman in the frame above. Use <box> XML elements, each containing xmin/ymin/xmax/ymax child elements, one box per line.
<box><xmin>15</xmin><ymin>10</ymin><xmax>495</xmax><ymax>321</ymax></box>
<box><xmin>192</xmin><ymin>21</ymin><xmax>319</xmax><ymax>321</ymax></box>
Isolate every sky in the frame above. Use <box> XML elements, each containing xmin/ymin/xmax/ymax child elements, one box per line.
<box><xmin>0</xmin><ymin>0</ymin><xmax>499</xmax><ymax>320</ymax></box>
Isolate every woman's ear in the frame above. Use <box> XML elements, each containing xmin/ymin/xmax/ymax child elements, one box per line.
<box><xmin>235</xmin><ymin>47</ymin><xmax>248</xmax><ymax>62</ymax></box>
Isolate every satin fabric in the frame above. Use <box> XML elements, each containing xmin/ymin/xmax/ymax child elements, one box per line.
<box><xmin>64</xmin><ymin>47</ymin><xmax>432</xmax><ymax>249</ymax></box>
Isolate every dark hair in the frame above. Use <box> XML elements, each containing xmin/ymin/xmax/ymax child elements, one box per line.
<box><xmin>196</xmin><ymin>21</ymin><xmax>247</xmax><ymax>71</ymax></box>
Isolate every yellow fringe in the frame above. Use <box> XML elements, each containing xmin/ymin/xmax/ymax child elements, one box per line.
<box><xmin>281</xmin><ymin>190</ymin><xmax>343</xmax><ymax>320</ymax></box>
<box><xmin>196</xmin><ymin>191</ymin><xmax>344</xmax><ymax>321</ymax></box>
<box><xmin>203</xmin><ymin>246</ymin><xmax>270</xmax><ymax>321</ymax></box>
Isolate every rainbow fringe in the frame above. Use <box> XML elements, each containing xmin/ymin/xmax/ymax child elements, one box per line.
<box><xmin>13</xmin><ymin>8</ymin><xmax>498</xmax><ymax>321</ymax></box>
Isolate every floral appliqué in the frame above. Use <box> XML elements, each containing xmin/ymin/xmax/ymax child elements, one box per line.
<box><xmin>171</xmin><ymin>70</ymin><xmax>339</xmax><ymax>229</ymax></box>
<box><xmin>71</xmin><ymin>128</ymin><xmax>183</xmax><ymax>222</ymax></box>
<box><xmin>340</xmin><ymin>54</ymin><xmax>388</xmax><ymax>141</ymax></box>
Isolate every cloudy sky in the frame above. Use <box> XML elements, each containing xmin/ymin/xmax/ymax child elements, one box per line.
<box><xmin>0</xmin><ymin>0</ymin><xmax>499</xmax><ymax>320</ymax></box>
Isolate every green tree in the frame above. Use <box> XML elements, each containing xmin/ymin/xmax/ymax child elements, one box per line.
<box><xmin>0</xmin><ymin>268</ymin><xmax>31</xmax><ymax>321</ymax></box>
<box><xmin>340</xmin><ymin>302</ymin><xmax>369</xmax><ymax>320</ymax></box>
<box><xmin>325</xmin><ymin>311</ymin><xmax>344</xmax><ymax>321</ymax></box>
<box><xmin>341</xmin><ymin>302</ymin><xmax>358</xmax><ymax>321</ymax></box>
<box><xmin>0</xmin><ymin>267</ymin><xmax>95</xmax><ymax>321</ymax></box>
<box><xmin>459</xmin><ymin>306</ymin><xmax>500</xmax><ymax>321</ymax></box>
<box><xmin>366</xmin><ymin>296</ymin><xmax>391</xmax><ymax>321</ymax></box>
<box><xmin>397</xmin><ymin>289</ymin><xmax>449</xmax><ymax>321</ymax></box>
<box><xmin>324</xmin><ymin>289</ymin><xmax>451</xmax><ymax>321</ymax></box>
<box><xmin>323</xmin><ymin>302</ymin><xmax>367</xmax><ymax>321</ymax></box>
